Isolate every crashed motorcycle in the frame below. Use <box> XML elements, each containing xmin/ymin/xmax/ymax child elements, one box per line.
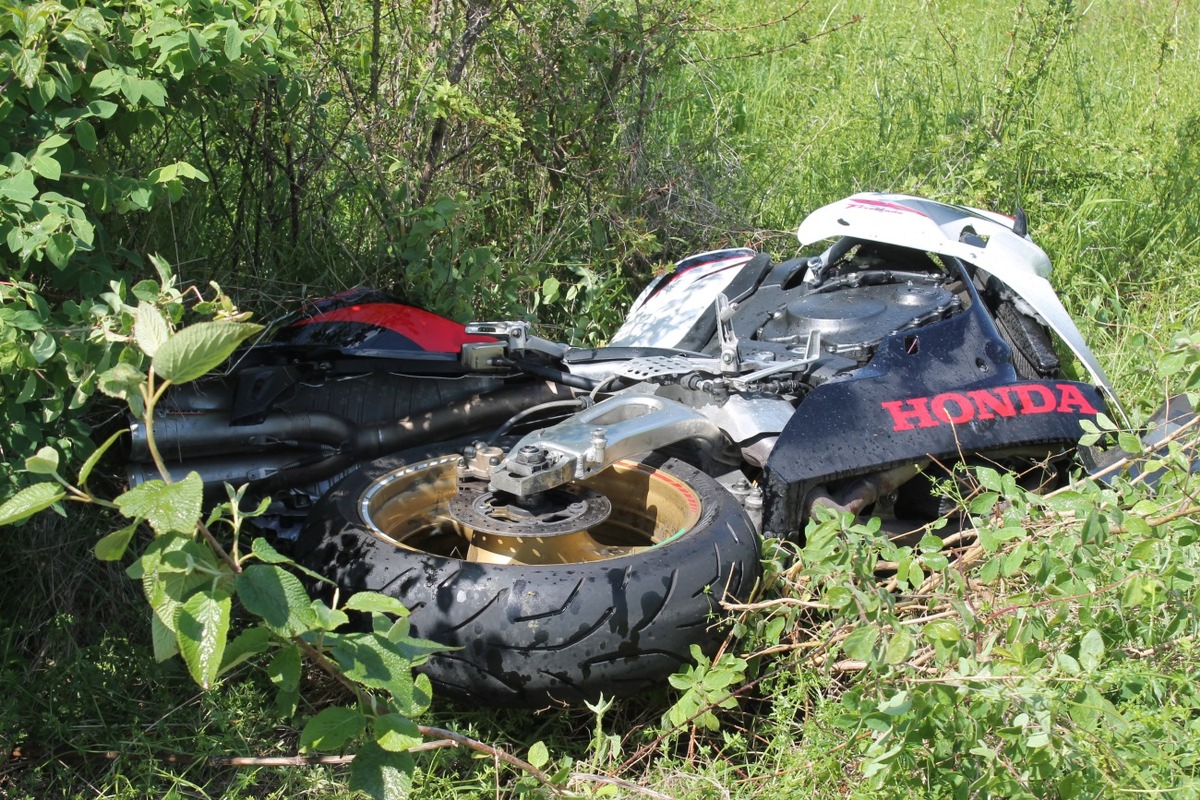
<box><xmin>127</xmin><ymin>194</ymin><xmax>1128</xmax><ymax>706</ymax></box>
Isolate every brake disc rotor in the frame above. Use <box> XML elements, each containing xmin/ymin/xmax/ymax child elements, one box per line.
<box><xmin>448</xmin><ymin>481</ymin><xmax>612</xmax><ymax>537</ymax></box>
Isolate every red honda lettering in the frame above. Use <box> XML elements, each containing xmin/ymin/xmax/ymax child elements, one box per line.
<box><xmin>1014</xmin><ymin>383</ymin><xmax>1057</xmax><ymax>414</ymax></box>
<box><xmin>884</xmin><ymin>382</ymin><xmax>1099</xmax><ymax>433</ymax></box>
<box><xmin>1055</xmin><ymin>382</ymin><xmax>1100</xmax><ymax>415</ymax></box>
<box><xmin>967</xmin><ymin>387</ymin><xmax>1018</xmax><ymax>420</ymax></box>
<box><xmin>931</xmin><ymin>392</ymin><xmax>974</xmax><ymax>424</ymax></box>
<box><xmin>881</xmin><ymin>397</ymin><xmax>938</xmax><ymax>431</ymax></box>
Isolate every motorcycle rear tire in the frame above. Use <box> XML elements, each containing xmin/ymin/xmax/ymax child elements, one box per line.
<box><xmin>295</xmin><ymin>447</ymin><xmax>760</xmax><ymax>707</ymax></box>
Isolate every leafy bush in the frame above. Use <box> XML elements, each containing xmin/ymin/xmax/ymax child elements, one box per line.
<box><xmin>0</xmin><ymin>0</ymin><xmax>715</xmax><ymax>498</ymax></box>
<box><xmin>4</xmin><ymin>1</ymin><xmax>1200</xmax><ymax>798</ymax></box>
<box><xmin>0</xmin><ymin>0</ymin><xmax>304</xmax><ymax>498</ymax></box>
<box><xmin>0</xmin><ymin>289</ymin><xmax>455</xmax><ymax>800</ymax></box>
<box><xmin>682</xmin><ymin>337</ymin><xmax>1200</xmax><ymax>798</ymax></box>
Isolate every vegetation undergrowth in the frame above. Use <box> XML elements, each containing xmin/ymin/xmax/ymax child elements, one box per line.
<box><xmin>2</xmin><ymin>0</ymin><xmax>1200</xmax><ymax>798</ymax></box>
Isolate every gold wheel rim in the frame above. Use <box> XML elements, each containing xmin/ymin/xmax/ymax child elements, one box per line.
<box><xmin>359</xmin><ymin>456</ymin><xmax>702</xmax><ymax>565</ymax></box>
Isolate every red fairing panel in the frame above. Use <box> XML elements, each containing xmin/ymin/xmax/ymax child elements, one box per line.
<box><xmin>289</xmin><ymin>303</ymin><xmax>495</xmax><ymax>353</ymax></box>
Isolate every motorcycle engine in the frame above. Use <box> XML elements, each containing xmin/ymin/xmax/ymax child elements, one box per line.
<box><xmin>756</xmin><ymin>281</ymin><xmax>959</xmax><ymax>361</ymax></box>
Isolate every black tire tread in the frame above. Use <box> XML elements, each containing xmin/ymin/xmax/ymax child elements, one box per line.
<box><xmin>295</xmin><ymin>449</ymin><xmax>761</xmax><ymax>706</ymax></box>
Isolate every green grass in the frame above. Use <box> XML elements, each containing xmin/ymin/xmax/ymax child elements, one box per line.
<box><xmin>663</xmin><ymin>0</ymin><xmax>1200</xmax><ymax>403</ymax></box>
<box><xmin>3</xmin><ymin>1</ymin><xmax>1200</xmax><ymax>798</ymax></box>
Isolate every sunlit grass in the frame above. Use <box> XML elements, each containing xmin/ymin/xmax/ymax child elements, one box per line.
<box><xmin>3</xmin><ymin>2</ymin><xmax>1199</xmax><ymax>798</ymax></box>
<box><xmin>664</xmin><ymin>0</ymin><xmax>1200</xmax><ymax>407</ymax></box>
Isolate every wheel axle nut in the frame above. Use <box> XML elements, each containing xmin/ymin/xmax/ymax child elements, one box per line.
<box><xmin>515</xmin><ymin>445</ymin><xmax>548</xmax><ymax>466</ymax></box>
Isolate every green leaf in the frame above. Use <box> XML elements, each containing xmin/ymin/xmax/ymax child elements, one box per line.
<box><xmin>978</xmin><ymin>525</ymin><xmax>1025</xmax><ymax>552</ymax></box>
<box><xmin>349</xmin><ymin>742</ymin><xmax>414</xmax><ymax>800</ymax></box>
<box><xmin>1117</xmin><ymin>431</ymin><xmax>1143</xmax><ymax>455</ymax></box>
<box><xmin>344</xmin><ymin>591</ymin><xmax>411</xmax><ymax>617</ymax></box>
<box><xmin>95</xmin><ymin>522</ymin><xmax>138</xmax><ymax>561</ymax></box>
<box><xmin>219</xmin><ymin>625</ymin><xmax>272</xmax><ymax>675</ymax></box>
<box><xmin>177</xmin><ymin>587</ymin><xmax>232</xmax><ymax>689</ymax></box>
<box><xmin>1121</xmin><ymin>577</ymin><xmax>1146</xmax><ymax>608</ymax></box>
<box><xmin>134</xmin><ymin>302</ymin><xmax>170</xmax><ymax>357</ymax></box>
<box><xmin>412</xmin><ymin>674</ymin><xmax>433</xmax><ymax>715</ymax></box>
<box><xmin>312</xmin><ymin>599</ymin><xmax>350</xmax><ymax>631</ymax></box>
<box><xmin>975</xmin><ymin>466</ymin><xmax>1002</xmax><ymax>492</ymax></box>
<box><xmin>0</xmin><ymin>171</ymin><xmax>38</xmax><ymax>205</ymax></box>
<box><xmin>541</xmin><ymin>276</ymin><xmax>561</xmax><ymax>304</ymax></box>
<box><xmin>133</xmin><ymin>535</ymin><xmax>219</xmax><ymax>649</ymax></box>
<box><xmin>11</xmin><ymin>47</ymin><xmax>43</xmax><ymax>88</ymax></box>
<box><xmin>75</xmin><ymin>119</ymin><xmax>98</xmax><ymax>151</ymax></box>
<box><xmin>31</xmin><ymin>330</ymin><xmax>56</xmax><ymax>363</ymax></box>
<box><xmin>250</xmin><ymin>537</ymin><xmax>295</xmax><ymax>565</ymax></box>
<box><xmin>32</xmin><ymin>155</ymin><xmax>60</xmax><ymax>181</ymax></box>
<box><xmin>878</xmin><ymin>690</ymin><xmax>912</xmax><ymax>716</ymax></box>
<box><xmin>114</xmin><ymin>473</ymin><xmax>203</xmax><ymax>535</ymax></box>
<box><xmin>188</xmin><ymin>29</ymin><xmax>204</xmax><ymax>63</ymax></box>
<box><xmin>268</xmin><ymin>644</ymin><xmax>301</xmax><ymax>717</ymax></box>
<box><xmin>329</xmin><ymin>633</ymin><xmax>424</xmax><ymax>715</ymax></box>
<box><xmin>923</xmin><ymin>619</ymin><xmax>962</xmax><ymax>644</ymax></box>
<box><xmin>151</xmin><ymin>321</ymin><xmax>263</xmax><ymax>384</ymax></box>
<box><xmin>375</xmin><ymin>714</ymin><xmax>423</xmax><ymax>753</ymax></box>
<box><xmin>148</xmin><ymin>253</ymin><xmax>174</xmax><ymax>288</ymax></box>
<box><xmin>236</xmin><ymin>564</ymin><xmax>318</xmax><ymax>636</ymax></box>
<box><xmin>16</xmin><ymin>373</ymin><xmax>38</xmax><ymax>403</ymax></box>
<box><xmin>39</xmin><ymin>135</ymin><xmax>70</xmax><ymax>152</ymax></box>
<box><xmin>0</xmin><ymin>483</ymin><xmax>66</xmax><ymax>525</ymax></box>
<box><xmin>151</xmin><ymin>612</ymin><xmax>179</xmax><ymax>661</ymax></box>
<box><xmin>69</xmin><ymin>215</ymin><xmax>94</xmax><ymax>246</ymax></box>
<box><xmin>132</xmin><ymin>279</ymin><xmax>161</xmax><ymax>303</ymax></box>
<box><xmin>125</xmin><ymin>77</ymin><xmax>167</xmax><ymax>107</ymax></box>
<box><xmin>24</xmin><ymin>446</ymin><xmax>60</xmax><ymax>476</ymax></box>
<box><xmin>177</xmin><ymin>161</ymin><xmax>208</xmax><ymax>182</ymax></box>
<box><xmin>87</xmin><ymin>99</ymin><xmax>119</xmax><ymax>118</ymax></box>
<box><xmin>884</xmin><ymin>628</ymin><xmax>914</xmax><ymax>665</ymax></box>
<box><xmin>80</xmin><ymin>429</ymin><xmax>128</xmax><ymax>488</ymax></box>
<box><xmin>922</xmin><ymin>551</ymin><xmax>949</xmax><ymax>571</ymax></box>
<box><xmin>224</xmin><ymin>23</ymin><xmax>246</xmax><ymax>61</ymax></box>
<box><xmin>823</xmin><ymin>585</ymin><xmax>853</xmax><ymax>609</ymax></box>
<box><xmin>244</xmin><ymin>537</ymin><xmax>331</xmax><ymax>584</ymax></box>
<box><xmin>128</xmin><ymin>532</ymin><xmax>188</xmax><ymax>581</ymax></box>
<box><xmin>1055</xmin><ymin>653</ymin><xmax>1081</xmax><ymax>675</ymax></box>
<box><xmin>841</xmin><ymin>625</ymin><xmax>879</xmax><ymax>662</ymax></box>
<box><xmin>918</xmin><ymin>531</ymin><xmax>945</xmax><ymax>552</ymax></box>
<box><xmin>1079</xmin><ymin>629</ymin><xmax>1105</xmax><ymax>672</ymax></box>
<box><xmin>300</xmin><ymin>706</ymin><xmax>365</xmax><ymax>752</ymax></box>
<box><xmin>5</xmin><ymin>310</ymin><xmax>44</xmax><ymax>331</ymax></box>
<box><xmin>46</xmin><ymin>233</ymin><xmax>75</xmax><ymax>268</ymax></box>
<box><xmin>527</xmin><ymin>740</ymin><xmax>550</xmax><ymax>769</ymax></box>
<box><xmin>98</xmin><ymin>363</ymin><xmax>147</xmax><ymax>416</ymax></box>
<box><xmin>1001</xmin><ymin>543</ymin><xmax>1029</xmax><ymax>577</ymax></box>
<box><xmin>969</xmin><ymin>492</ymin><xmax>999</xmax><ymax>516</ymax></box>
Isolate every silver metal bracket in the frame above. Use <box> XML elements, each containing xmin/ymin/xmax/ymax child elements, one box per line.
<box><xmin>464</xmin><ymin>320</ymin><xmax>568</xmax><ymax>360</ymax></box>
<box><xmin>465</xmin><ymin>320</ymin><xmax>530</xmax><ymax>353</ymax></box>
<box><xmin>488</xmin><ymin>394</ymin><xmax>724</xmax><ymax>497</ymax></box>
<box><xmin>729</xmin><ymin>330</ymin><xmax>821</xmax><ymax>390</ymax></box>
<box><xmin>715</xmin><ymin>293</ymin><xmax>740</xmax><ymax>376</ymax></box>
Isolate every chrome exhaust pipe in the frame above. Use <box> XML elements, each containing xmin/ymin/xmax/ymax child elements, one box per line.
<box><xmin>129</xmin><ymin>411</ymin><xmax>355</xmax><ymax>462</ymax></box>
<box><xmin>126</xmin><ymin>452</ymin><xmax>317</xmax><ymax>488</ymax></box>
<box><xmin>128</xmin><ymin>382</ymin><xmax>574</xmax><ymax>490</ymax></box>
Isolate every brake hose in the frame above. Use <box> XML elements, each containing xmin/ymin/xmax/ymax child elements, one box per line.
<box><xmin>488</xmin><ymin>398</ymin><xmax>591</xmax><ymax>443</ymax></box>
<box><xmin>495</xmin><ymin>357</ymin><xmax>600</xmax><ymax>391</ymax></box>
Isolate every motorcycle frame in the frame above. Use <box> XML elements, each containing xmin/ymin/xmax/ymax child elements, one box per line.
<box><xmin>130</xmin><ymin>193</ymin><xmax>1124</xmax><ymax>546</ymax></box>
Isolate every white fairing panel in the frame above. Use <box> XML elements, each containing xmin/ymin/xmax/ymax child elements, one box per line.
<box><xmin>609</xmin><ymin>249</ymin><xmax>756</xmax><ymax>349</ymax></box>
<box><xmin>798</xmin><ymin>194</ymin><xmax>1123</xmax><ymax>417</ymax></box>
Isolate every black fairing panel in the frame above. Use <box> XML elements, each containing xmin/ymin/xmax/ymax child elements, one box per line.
<box><xmin>763</xmin><ymin>300</ymin><xmax>1106</xmax><ymax>534</ymax></box>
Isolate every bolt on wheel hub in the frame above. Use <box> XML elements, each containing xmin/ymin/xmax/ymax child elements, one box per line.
<box><xmin>448</xmin><ymin>480</ymin><xmax>612</xmax><ymax>537</ymax></box>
